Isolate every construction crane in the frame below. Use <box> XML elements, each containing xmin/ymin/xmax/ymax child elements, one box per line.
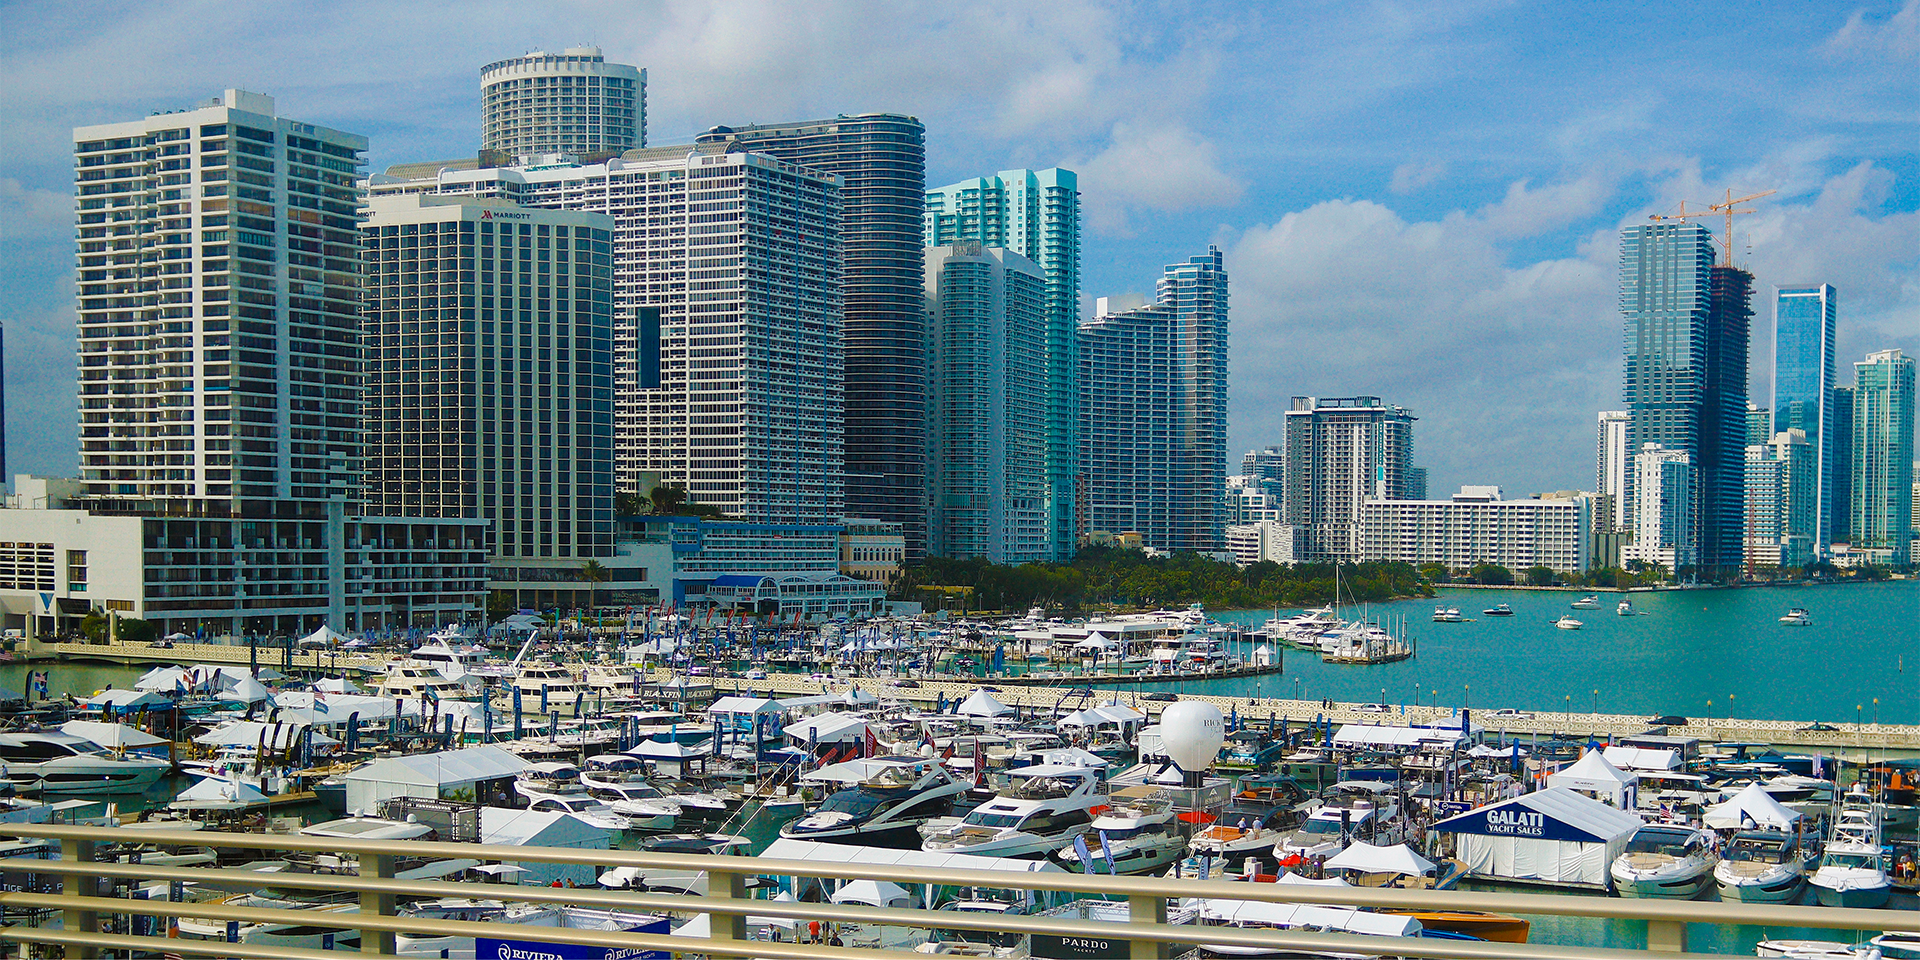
<box><xmin>1648</xmin><ymin>188</ymin><xmax>1776</xmax><ymax>267</ymax></box>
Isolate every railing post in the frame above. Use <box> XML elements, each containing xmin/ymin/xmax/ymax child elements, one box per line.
<box><xmin>360</xmin><ymin>852</ymin><xmax>396</xmax><ymax>955</ymax></box>
<box><xmin>1647</xmin><ymin>918</ymin><xmax>1687</xmax><ymax>953</ymax></box>
<box><xmin>709</xmin><ymin>868</ymin><xmax>746</xmax><ymax>943</ymax></box>
<box><xmin>59</xmin><ymin>838</ymin><xmax>99</xmax><ymax>960</ymax></box>
<box><xmin>1127</xmin><ymin>893</ymin><xmax>1168</xmax><ymax>960</ymax></box>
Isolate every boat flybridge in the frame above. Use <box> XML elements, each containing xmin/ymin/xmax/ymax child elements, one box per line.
<box><xmin>1778</xmin><ymin>607</ymin><xmax>1812</xmax><ymax>626</ymax></box>
<box><xmin>1277</xmin><ymin>781</ymin><xmax>1404</xmax><ymax>859</ymax></box>
<box><xmin>510</xmin><ymin>661</ymin><xmax>588</xmax><ymax>711</ymax></box>
<box><xmin>1570</xmin><ymin>595</ymin><xmax>1602</xmax><ymax>609</ymax></box>
<box><xmin>373</xmin><ymin>660</ymin><xmax>474</xmax><ymax>702</ymax></box>
<box><xmin>1431</xmin><ymin>607</ymin><xmax>1463</xmax><ymax>623</ymax></box>
<box><xmin>1053</xmin><ymin>786</ymin><xmax>1185</xmax><ymax>875</ymax></box>
<box><xmin>1481</xmin><ymin>604</ymin><xmax>1514</xmax><ymax>617</ymax></box>
<box><xmin>1809</xmin><ymin>789</ymin><xmax>1891</xmax><ymax>908</ymax></box>
<box><xmin>1610</xmin><ymin>824</ymin><xmax>1718</xmax><ymax>899</ymax></box>
<box><xmin>921</xmin><ymin>764</ymin><xmax>1106</xmax><ymax>859</ymax></box>
<box><xmin>782</xmin><ymin>756</ymin><xmax>971</xmax><ymax>849</ymax></box>
<box><xmin>1554</xmin><ymin>616</ymin><xmax>1583</xmax><ymax>630</ymax></box>
<box><xmin>0</xmin><ymin>732</ymin><xmax>171</xmax><ymax>795</ymax></box>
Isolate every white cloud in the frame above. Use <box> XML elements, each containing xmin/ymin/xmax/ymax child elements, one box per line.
<box><xmin>0</xmin><ymin>179</ymin><xmax>72</xmax><ymax>241</ymax></box>
<box><xmin>1823</xmin><ymin>0</ymin><xmax>1920</xmax><ymax>59</ymax></box>
<box><xmin>1389</xmin><ymin>161</ymin><xmax>1445</xmax><ymax>195</ymax></box>
<box><xmin>1472</xmin><ymin>174</ymin><xmax>1617</xmax><ymax>239</ymax></box>
<box><xmin>1071</xmin><ymin>122</ymin><xmax>1244</xmax><ymax>234</ymax></box>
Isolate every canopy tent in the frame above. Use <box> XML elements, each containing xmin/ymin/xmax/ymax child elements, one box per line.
<box><xmin>311</xmin><ymin>677</ymin><xmax>361</xmax><ymax>694</ymax></box>
<box><xmin>839</xmin><ymin>687</ymin><xmax>880</xmax><ymax>706</ymax></box>
<box><xmin>298</xmin><ymin>625</ymin><xmax>352</xmax><ymax>648</ymax></box>
<box><xmin>954</xmin><ymin>690</ymin><xmax>1015</xmax><ymax>718</ymax></box>
<box><xmin>1276</xmin><ymin>872</ymin><xmax>1352</xmax><ymax>887</ymax></box>
<box><xmin>627</xmin><ymin>739</ymin><xmax>712</xmax><ymax>759</ymax></box>
<box><xmin>1468</xmin><ymin>743</ymin><xmax>1529</xmax><ymax>758</ymax></box>
<box><xmin>342</xmin><ymin>745</ymin><xmax>529</xmax><ymax>813</ymax></box>
<box><xmin>1603</xmin><ymin>745</ymin><xmax>1680</xmax><ymax>773</ymax></box>
<box><xmin>271</xmin><ymin>691</ymin><xmax>410</xmax><ymax>724</ymax></box>
<box><xmin>80</xmin><ymin>690</ymin><xmax>171</xmax><ymax>712</ymax></box>
<box><xmin>1430</xmin><ymin>786</ymin><xmax>1643</xmax><ymax>887</ymax></box>
<box><xmin>1702</xmin><ymin>783</ymin><xmax>1803</xmax><ymax>831</ymax></box>
<box><xmin>1547</xmin><ymin>749</ymin><xmax>1639</xmax><ymax>809</ymax></box>
<box><xmin>829</xmin><ymin>878</ymin><xmax>913</xmax><ymax>908</ymax></box>
<box><xmin>760</xmin><ymin>838</ymin><xmax>1068</xmax><ymax>875</ymax></box>
<box><xmin>194</xmin><ymin>720</ymin><xmax>340</xmax><ymax>749</ymax></box>
<box><xmin>60</xmin><ymin>720</ymin><xmax>169</xmax><ymax>750</ymax></box>
<box><xmin>1073</xmin><ymin>633</ymin><xmax>1115</xmax><ymax>650</ymax></box>
<box><xmin>1323</xmin><ymin>841</ymin><xmax>1437</xmax><ymax>878</ymax></box>
<box><xmin>1332</xmin><ymin>724</ymin><xmax>1471</xmax><ymax>750</ymax></box>
<box><xmin>133</xmin><ymin>666</ymin><xmax>196</xmax><ymax>694</ymax></box>
<box><xmin>784</xmin><ymin>713</ymin><xmax>870</xmax><ymax>745</ymax></box>
<box><xmin>478</xmin><ymin>807</ymin><xmax>610</xmax><ymax>886</ymax></box>
<box><xmin>169</xmin><ymin>775</ymin><xmax>270</xmax><ymax>811</ymax></box>
<box><xmin>217</xmin><ymin>676</ymin><xmax>274</xmax><ymax>704</ymax></box>
<box><xmin>707</xmin><ymin>696</ymin><xmax>783</xmax><ymax>717</ymax></box>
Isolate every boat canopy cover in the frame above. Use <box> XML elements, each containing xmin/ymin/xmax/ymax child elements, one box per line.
<box><xmin>312</xmin><ymin>677</ymin><xmax>361</xmax><ymax>694</ymax></box>
<box><xmin>1323</xmin><ymin>841</ymin><xmax>1437</xmax><ymax>877</ymax></box>
<box><xmin>760</xmin><ymin>837</ymin><xmax>1068</xmax><ymax>874</ymax></box>
<box><xmin>1702</xmin><ymin>783</ymin><xmax>1803</xmax><ymax>830</ymax></box>
<box><xmin>955</xmin><ymin>690</ymin><xmax>1016</xmax><ymax>718</ymax></box>
<box><xmin>627</xmin><ymin>739</ymin><xmax>712</xmax><ymax>759</ymax></box>
<box><xmin>170</xmin><ymin>775</ymin><xmax>270</xmax><ymax>810</ymax></box>
<box><xmin>1602</xmin><ymin>745</ymin><xmax>1680</xmax><ymax>772</ymax></box>
<box><xmin>1332</xmin><ymin>724</ymin><xmax>1469</xmax><ymax>749</ymax></box>
<box><xmin>1195</xmin><ymin>899</ymin><xmax>1421</xmax><ymax>938</ymax></box>
<box><xmin>59</xmin><ymin>720</ymin><xmax>168</xmax><ymax>749</ymax></box>
<box><xmin>1430</xmin><ymin>786</ymin><xmax>1643</xmax><ymax>843</ymax></box>
<box><xmin>784</xmin><ymin>712</ymin><xmax>869</xmax><ymax>742</ymax></box>
<box><xmin>829</xmin><ymin>878</ymin><xmax>913</xmax><ymax>907</ymax></box>
<box><xmin>343</xmin><ymin>744</ymin><xmax>528</xmax><ymax>787</ymax></box>
<box><xmin>1030</xmin><ymin>747</ymin><xmax>1110</xmax><ymax>769</ymax></box>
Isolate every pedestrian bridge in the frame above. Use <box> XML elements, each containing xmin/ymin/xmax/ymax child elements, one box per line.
<box><xmin>0</xmin><ymin>823</ymin><xmax>1897</xmax><ymax>959</ymax></box>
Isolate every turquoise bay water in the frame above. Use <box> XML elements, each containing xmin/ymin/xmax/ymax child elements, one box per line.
<box><xmin>1178</xmin><ymin>581</ymin><xmax>1919</xmax><ymax>725</ymax></box>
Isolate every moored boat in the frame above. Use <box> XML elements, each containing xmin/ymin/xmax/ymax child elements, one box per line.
<box><xmin>1609</xmin><ymin>824</ymin><xmax>1717</xmax><ymax>899</ymax></box>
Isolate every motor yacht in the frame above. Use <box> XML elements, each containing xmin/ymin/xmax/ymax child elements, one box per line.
<box><xmin>406</xmin><ymin>640</ymin><xmax>493</xmax><ymax>682</ymax></box>
<box><xmin>1187</xmin><ymin>778</ymin><xmax>1315</xmax><ymax>864</ymax></box>
<box><xmin>1809</xmin><ymin>789</ymin><xmax>1891</xmax><ymax>908</ymax></box>
<box><xmin>509</xmin><ymin>661</ymin><xmax>588</xmax><ymax>713</ymax></box>
<box><xmin>1714</xmin><ymin>829</ymin><xmax>1814</xmax><ymax>903</ymax></box>
<box><xmin>1053</xmin><ymin>790</ymin><xmax>1185</xmax><ymax>875</ymax></box>
<box><xmin>1610</xmin><ymin>824</ymin><xmax>1718</xmax><ymax>899</ymax></box>
<box><xmin>1755</xmin><ymin>940</ymin><xmax>1884</xmax><ymax>958</ymax></box>
<box><xmin>646</xmin><ymin>777</ymin><xmax>731</xmax><ymax>823</ymax></box>
<box><xmin>582</xmin><ymin>662</ymin><xmax>642</xmax><ymax>695</ymax></box>
<box><xmin>1276</xmin><ymin>782</ymin><xmax>1404</xmax><ymax>859</ymax></box>
<box><xmin>0</xmin><ymin>732</ymin><xmax>171</xmax><ymax>795</ymax></box>
<box><xmin>578</xmin><ymin>755</ymin><xmax>681</xmax><ymax>830</ymax></box>
<box><xmin>372</xmin><ymin>660</ymin><xmax>473</xmax><ymax>702</ymax></box>
<box><xmin>1481</xmin><ymin>604</ymin><xmax>1514</xmax><ymax>617</ymax></box>
<box><xmin>1554</xmin><ymin>616</ymin><xmax>1583</xmax><ymax>630</ymax></box>
<box><xmin>782</xmin><ymin>757</ymin><xmax>969</xmax><ymax>848</ymax></box>
<box><xmin>1570</xmin><ymin>595</ymin><xmax>1601</xmax><ymax>609</ymax></box>
<box><xmin>1431</xmin><ymin>607</ymin><xmax>1464</xmax><ymax>623</ymax></box>
<box><xmin>921</xmin><ymin>764</ymin><xmax>1106</xmax><ymax>859</ymax></box>
<box><xmin>1778</xmin><ymin>607</ymin><xmax>1812</xmax><ymax>626</ymax></box>
<box><xmin>1617</xmin><ymin>599</ymin><xmax>1636</xmax><ymax>616</ymax></box>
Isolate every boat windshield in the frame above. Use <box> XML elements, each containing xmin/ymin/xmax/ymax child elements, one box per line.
<box><xmin>1822</xmin><ymin>853</ymin><xmax>1878</xmax><ymax>870</ymax></box>
<box><xmin>818</xmin><ymin>789</ymin><xmax>887</xmax><ymax>817</ymax></box>
<box><xmin>963</xmin><ymin>811</ymin><xmax>1026</xmax><ymax>829</ymax></box>
<box><xmin>1726</xmin><ymin>838</ymin><xmax>1788</xmax><ymax>864</ymax></box>
<box><xmin>1298</xmin><ymin>818</ymin><xmax>1345</xmax><ymax>835</ymax></box>
<box><xmin>1626</xmin><ymin>830</ymin><xmax>1698</xmax><ymax>856</ymax></box>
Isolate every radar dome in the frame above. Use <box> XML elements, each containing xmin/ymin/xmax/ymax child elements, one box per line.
<box><xmin>1158</xmin><ymin>701</ymin><xmax>1225</xmax><ymax>774</ymax></box>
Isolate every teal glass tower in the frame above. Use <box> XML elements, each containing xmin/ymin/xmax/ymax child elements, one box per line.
<box><xmin>1850</xmin><ymin>349</ymin><xmax>1915</xmax><ymax>565</ymax></box>
<box><xmin>1619</xmin><ymin>222</ymin><xmax>1750</xmax><ymax>577</ymax></box>
<box><xmin>1773</xmin><ymin>284</ymin><xmax>1838</xmax><ymax>553</ymax></box>
<box><xmin>926</xmin><ymin>169</ymin><xmax>1080</xmax><ymax>561</ymax></box>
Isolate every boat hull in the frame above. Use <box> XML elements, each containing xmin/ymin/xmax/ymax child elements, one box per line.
<box><xmin>1810</xmin><ymin>880</ymin><xmax>1890</xmax><ymax>909</ymax></box>
<box><xmin>782</xmin><ymin>820</ymin><xmax>926</xmax><ymax>850</ymax></box>
<box><xmin>1611</xmin><ymin>864</ymin><xmax>1712</xmax><ymax>900</ymax></box>
<box><xmin>1715</xmin><ymin>872</ymin><xmax>1806</xmax><ymax>904</ymax></box>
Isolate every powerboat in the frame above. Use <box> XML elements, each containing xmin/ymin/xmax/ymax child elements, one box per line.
<box><xmin>1554</xmin><ymin>616</ymin><xmax>1583</xmax><ymax>630</ymax></box>
<box><xmin>1277</xmin><ymin>781</ymin><xmax>1404</xmax><ymax>859</ymax></box>
<box><xmin>1054</xmin><ymin>791</ymin><xmax>1185</xmax><ymax>875</ymax></box>
<box><xmin>1617</xmin><ymin>599</ymin><xmax>1636</xmax><ymax>616</ymax></box>
<box><xmin>1713</xmin><ymin>829</ymin><xmax>1813</xmax><ymax>904</ymax></box>
<box><xmin>578</xmin><ymin>755</ymin><xmax>681</xmax><ymax>830</ymax></box>
<box><xmin>1610</xmin><ymin>824</ymin><xmax>1717</xmax><ymax>899</ymax></box>
<box><xmin>781</xmin><ymin>757</ymin><xmax>970</xmax><ymax>848</ymax></box>
<box><xmin>1570</xmin><ymin>595</ymin><xmax>1602</xmax><ymax>609</ymax></box>
<box><xmin>1778</xmin><ymin>607</ymin><xmax>1812</xmax><ymax>626</ymax></box>
<box><xmin>1187</xmin><ymin>778</ymin><xmax>1316</xmax><ymax>864</ymax></box>
<box><xmin>509</xmin><ymin>661</ymin><xmax>588</xmax><ymax>712</ymax></box>
<box><xmin>372</xmin><ymin>660</ymin><xmax>473</xmax><ymax>702</ymax></box>
<box><xmin>1431</xmin><ymin>606</ymin><xmax>1463</xmax><ymax>623</ymax></box>
<box><xmin>0</xmin><ymin>732</ymin><xmax>172</xmax><ymax>795</ymax></box>
<box><xmin>1756</xmin><ymin>941</ymin><xmax>1885</xmax><ymax>958</ymax></box>
<box><xmin>921</xmin><ymin>764</ymin><xmax>1106</xmax><ymax>859</ymax></box>
<box><xmin>512</xmin><ymin>762</ymin><xmax>631</xmax><ymax>831</ymax></box>
<box><xmin>1481</xmin><ymin>604</ymin><xmax>1514</xmax><ymax>617</ymax></box>
<box><xmin>1809</xmin><ymin>789</ymin><xmax>1891</xmax><ymax>908</ymax></box>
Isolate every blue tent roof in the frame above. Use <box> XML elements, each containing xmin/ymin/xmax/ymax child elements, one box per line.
<box><xmin>1429</xmin><ymin>787</ymin><xmax>1642</xmax><ymax>844</ymax></box>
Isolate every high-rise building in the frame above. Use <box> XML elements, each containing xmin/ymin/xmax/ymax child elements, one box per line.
<box><xmin>362</xmin><ymin>195</ymin><xmax>617</xmax><ymax>607</ymax></box>
<box><xmin>28</xmin><ymin>90</ymin><xmax>488</xmax><ymax>637</ymax></box>
<box><xmin>923</xmin><ymin>243</ymin><xmax>1050</xmax><ymax>562</ymax></box>
<box><xmin>926</xmin><ymin>169</ymin><xmax>1080</xmax><ymax>560</ymax></box>
<box><xmin>1829</xmin><ymin>384</ymin><xmax>1855</xmax><ymax>544</ymax></box>
<box><xmin>1745</xmin><ymin>403</ymin><xmax>1773</xmax><ymax>447</ymax></box>
<box><xmin>696</xmin><ymin>116</ymin><xmax>929</xmax><ymax>553</ymax></box>
<box><xmin>1850</xmin><ymin>348</ymin><xmax>1915</xmax><ymax>565</ymax></box>
<box><xmin>481</xmin><ymin>47</ymin><xmax>644</xmax><ymax>161</ymax></box>
<box><xmin>1358</xmin><ymin>486</ymin><xmax>1591</xmax><ymax>573</ymax></box>
<box><xmin>1406</xmin><ymin>467</ymin><xmax>1429</xmax><ymax>502</ymax></box>
<box><xmin>1744</xmin><ymin>430</ymin><xmax>1815</xmax><ymax>571</ymax></box>
<box><xmin>1618</xmin><ymin>222</ymin><xmax>1750</xmax><ymax>577</ymax></box>
<box><xmin>1595</xmin><ymin>410</ymin><xmax>1631</xmax><ymax>531</ymax></box>
<box><xmin>1624</xmin><ymin>444</ymin><xmax>1694</xmax><ymax>571</ymax></box>
<box><xmin>1079</xmin><ymin>248</ymin><xmax>1229</xmax><ymax>553</ymax></box>
<box><xmin>1281</xmin><ymin>396</ymin><xmax>1417</xmax><ymax>562</ymax></box>
<box><xmin>1773</xmin><ymin>284</ymin><xmax>1838</xmax><ymax>553</ymax></box>
<box><xmin>370</xmin><ymin>144</ymin><xmax>845</xmax><ymax>524</ymax></box>
<box><xmin>1241</xmin><ymin>446</ymin><xmax>1285</xmax><ymax>495</ymax></box>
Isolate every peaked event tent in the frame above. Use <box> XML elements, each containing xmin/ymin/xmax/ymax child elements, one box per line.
<box><xmin>1324</xmin><ymin>841</ymin><xmax>1437</xmax><ymax>878</ymax></box>
<box><xmin>1430</xmin><ymin>786</ymin><xmax>1643</xmax><ymax>887</ymax></box>
<box><xmin>955</xmin><ymin>690</ymin><xmax>1015</xmax><ymax>718</ymax></box>
<box><xmin>59</xmin><ymin>720</ymin><xmax>169</xmax><ymax>750</ymax></box>
<box><xmin>1702</xmin><ymin>783</ymin><xmax>1803</xmax><ymax>831</ymax></box>
<box><xmin>1547</xmin><ymin>749</ymin><xmax>1639</xmax><ymax>809</ymax></box>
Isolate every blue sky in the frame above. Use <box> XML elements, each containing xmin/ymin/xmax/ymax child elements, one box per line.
<box><xmin>3</xmin><ymin>0</ymin><xmax>1915</xmax><ymax>497</ymax></box>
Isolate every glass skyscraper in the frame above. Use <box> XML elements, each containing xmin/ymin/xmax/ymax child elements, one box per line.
<box><xmin>1773</xmin><ymin>284</ymin><xmax>1838</xmax><ymax>552</ymax></box>
<box><xmin>1618</xmin><ymin>222</ymin><xmax>1750</xmax><ymax>577</ymax></box>
<box><xmin>1850</xmin><ymin>349</ymin><xmax>1915</xmax><ymax>565</ymax></box>
<box><xmin>926</xmin><ymin>169</ymin><xmax>1081</xmax><ymax>561</ymax></box>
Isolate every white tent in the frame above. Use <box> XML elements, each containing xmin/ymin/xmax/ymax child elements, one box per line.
<box><xmin>169</xmin><ymin>775</ymin><xmax>269</xmax><ymax>811</ymax></box>
<box><xmin>1276</xmin><ymin>872</ymin><xmax>1351</xmax><ymax>887</ymax></box>
<box><xmin>1547</xmin><ymin>749</ymin><xmax>1639</xmax><ymax>809</ymax></box>
<box><xmin>1195</xmin><ymin>900</ymin><xmax>1421</xmax><ymax>938</ymax></box>
<box><xmin>312</xmin><ymin>677</ymin><xmax>361</xmax><ymax>694</ymax></box>
<box><xmin>1603</xmin><ymin>745</ymin><xmax>1680</xmax><ymax>773</ymax></box>
<box><xmin>784</xmin><ymin>713</ymin><xmax>870</xmax><ymax>745</ymax></box>
<box><xmin>299</xmin><ymin>625</ymin><xmax>352</xmax><ymax>647</ymax></box>
<box><xmin>478</xmin><ymin>808</ymin><xmax>610</xmax><ymax>886</ymax></box>
<box><xmin>954</xmin><ymin>690</ymin><xmax>1015</xmax><ymax>718</ymax></box>
<box><xmin>1073</xmin><ymin>633</ymin><xmax>1115</xmax><ymax>650</ymax></box>
<box><xmin>839</xmin><ymin>687</ymin><xmax>879</xmax><ymax>706</ymax></box>
<box><xmin>80</xmin><ymin>690</ymin><xmax>171</xmax><ymax>712</ymax></box>
<box><xmin>1430</xmin><ymin>786</ymin><xmax>1643</xmax><ymax>887</ymax></box>
<box><xmin>60</xmin><ymin>720</ymin><xmax>169</xmax><ymax>750</ymax></box>
<box><xmin>1702</xmin><ymin>783</ymin><xmax>1803</xmax><ymax>831</ymax></box>
<box><xmin>1332</xmin><ymin>724</ymin><xmax>1471</xmax><ymax>750</ymax></box>
<box><xmin>217</xmin><ymin>676</ymin><xmax>274</xmax><ymax>704</ymax></box>
<box><xmin>829</xmin><ymin>878</ymin><xmax>913</xmax><ymax>908</ymax></box>
<box><xmin>134</xmin><ymin>666</ymin><xmax>195</xmax><ymax>694</ymax></box>
<box><xmin>195</xmin><ymin>720</ymin><xmax>339</xmax><ymax>749</ymax></box>
<box><xmin>342</xmin><ymin>745</ymin><xmax>529</xmax><ymax>813</ymax></box>
<box><xmin>1324</xmin><ymin>841</ymin><xmax>1437</xmax><ymax>878</ymax></box>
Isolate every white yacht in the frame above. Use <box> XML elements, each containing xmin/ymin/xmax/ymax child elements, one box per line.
<box><xmin>407</xmin><ymin>640</ymin><xmax>493</xmax><ymax>681</ymax></box>
<box><xmin>1570</xmin><ymin>595</ymin><xmax>1602</xmax><ymax>609</ymax></box>
<box><xmin>1554</xmin><ymin>615</ymin><xmax>1583</xmax><ymax>630</ymax></box>
<box><xmin>578</xmin><ymin>755</ymin><xmax>681</xmax><ymax>830</ymax></box>
<box><xmin>1714</xmin><ymin>829</ymin><xmax>1813</xmax><ymax>904</ymax></box>
<box><xmin>1431</xmin><ymin>606</ymin><xmax>1464</xmax><ymax>623</ymax></box>
<box><xmin>1617</xmin><ymin>599</ymin><xmax>1636</xmax><ymax>616</ymax></box>
<box><xmin>1053</xmin><ymin>792</ymin><xmax>1184</xmax><ymax>875</ymax></box>
<box><xmin>1610</xmin><ymin>824</ymin><xmax>1718</xmax><ymax>899</ymax></box>
<box><xmin>0</xmin><ymin>732</ymin><xmax>171</xmax><ymax>795</ymax></box>
<box><xmin>1277</xmin><ymin>782</ymin><xmax>1403</xmax><ymax>859</ymax></box>
<box><xmin>921</xmin><ymin>764</ymin><xmax>1106</xmax><ymax>859</ymax></box>
<box><xmin>510</xmin><ymin>661</ymin><xmax>587</xmax><ymax>712</ymax></box>
<box><xmin>372</xmin><ymin>660</ymin><xmax>473</xmax><ymax>702</ymax></box>
<box><xmin>783</xmin><ymin>757</ymin><xmax>971</xmax><ymax>849</ymax></box>
<box><xmin>1809</xmin><ymin>789</ymin><xmax>1891</xmax><ymax>908</ymax></box>
<box><xmin>1778</xmin><ymin>607</ymin><xmax>1812</xmax><ymax>626</ymax></box>
<box><xmin>582</xmin><ymin>662</ymin><xmax>641</xmax><ymax>694</ymax></box>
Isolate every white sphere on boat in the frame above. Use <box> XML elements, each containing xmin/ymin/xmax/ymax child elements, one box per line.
<box><xmin>1158</xmin><ymin>701</ymin><xmax>1225</xmax><ymax>774</ymax></box>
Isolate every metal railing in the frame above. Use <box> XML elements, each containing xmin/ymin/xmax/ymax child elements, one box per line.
<box><xmin>0</xmin><ymin>823</ymin><xmax>1902</xmax><ymax>959</ymax></box>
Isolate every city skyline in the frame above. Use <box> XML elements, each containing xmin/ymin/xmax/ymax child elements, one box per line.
<box><xmin>3</xmin><ymin>2</ymin><xmax>1916</xmax><ymax>501</ymax></box>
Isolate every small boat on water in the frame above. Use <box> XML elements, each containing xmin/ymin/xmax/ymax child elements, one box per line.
<box><xmin>1431</xmin><ymin>606</ymin><xmax>1464</xmax><ymax>623</ymax></box>
<box><xmin>1554</xmin><ymin>616</ymin><xmax>1583</xmax><ymax>630</ymax></box>
<box><xmin>1779</xmin><ymin>607</ymin><xmax>1812</xmax><ymax>626</ymax></box>
<box><xmin>1481</xmin><ymin>603</ymin><xmax>1514</xmax><ymax>617</ymax></box>
<box><xmin>1570</xmin><ymin>595</ymin><xmax>1602</xmax><ymax>609</ymax></box>
<box><xmin>1617</xmin><ymin>599</ymin><xmax>1636</xmax><ymax>616</ymax></box>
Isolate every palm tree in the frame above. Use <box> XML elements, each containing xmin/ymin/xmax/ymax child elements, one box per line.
<box><xmin>579</xmin><ymin>559</ymin><xmax>610</xmax><ymax>633</ymax></box>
